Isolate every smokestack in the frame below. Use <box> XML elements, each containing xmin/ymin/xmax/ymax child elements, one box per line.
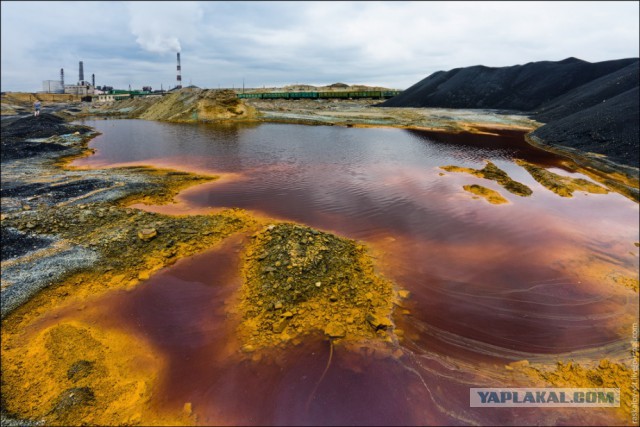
<box><xmin>79</xmin><ymin>61</ymin><xmax>84</xmax><ymax>84</ymax></box>
<box><xmin>60</xmin><ymin>68</ymin><xmax>64</xmax><ymax>87</ymax></box>
<box><xmin>176</xmin><ymin>52</ymin><xmax>182</xmax><ymax>89</ymax></box>
<box><xmin>92</xmin><ymin>74</ymin><xmax>95</xmax><ymax>87</ymax></box>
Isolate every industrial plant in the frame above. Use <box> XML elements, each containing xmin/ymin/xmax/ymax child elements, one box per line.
<box><xmin>40</xmin><ymin>53</ymin><xmax>186</xmax><ymax>102</ymax></box>
<box><xmin>42</xmin><ymin>61</ymin><xmax>97</xmax><ymax>97</ymax></box>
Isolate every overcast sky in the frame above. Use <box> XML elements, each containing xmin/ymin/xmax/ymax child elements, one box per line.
<box><xmin>1</xmin><ymin>1</ymin><xmax>638</xmax><ymax>92</ymax></box>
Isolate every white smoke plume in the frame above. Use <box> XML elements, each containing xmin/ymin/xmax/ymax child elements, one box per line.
<box><xmin>127</xmin><ymin>1</ymin><xmax>203</xmax><ymax>53</ymax></box>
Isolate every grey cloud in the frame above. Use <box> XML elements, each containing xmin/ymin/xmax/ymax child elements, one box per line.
<box><xmin>2</xmin><ymin>1</ymin><xmax>638</xmax><ymax>92</ymax></box>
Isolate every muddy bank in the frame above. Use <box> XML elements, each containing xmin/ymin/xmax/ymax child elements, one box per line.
<box><xmin>244</xmin><ymin>97</ymin><xmax>539</xmax><ymax>133</ymax></box>
<box><xmin>378</xmin><ymin>57</ymin><xmax>639</xmax><ymax>182</ymax></box>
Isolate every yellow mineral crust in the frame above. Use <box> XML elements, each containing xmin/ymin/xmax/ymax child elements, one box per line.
<box><xmin>521</xmin><ymin>359</ymin><xmax>636</xmax><ymax>419</ymax></box>
<box><xmin>236</xmin><ymin>223</ymin><xmax>401</xmax><ymax>350</ymax></box>
<box><xmin>1</xmin><ymin>321</ymin><xmax>192</xmax><ymax>426</ymax></box>
<box><xmin>441</xmin><ymin>161</ymin><xmax>532</xmax><ymax>197</ymax></box>
<box><xmin>516</xmin><ymin>159</ymin><xmax>608</xmax><ymax>197</ymax></box>
<box><xmin>463</xmin><ymin>184</ymin><xmax>509</xmax><ymax>205</ymax></box>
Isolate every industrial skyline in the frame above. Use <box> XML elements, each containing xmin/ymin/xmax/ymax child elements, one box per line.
<box><xmin>2</xmin><ymin>1</ymin><xmax>639</xmax><ymax>92</ymax></box>
<box><xmin>41</xmin><ymin>55</ymin><xmax>183</xmax><ymax>94</ymax></box>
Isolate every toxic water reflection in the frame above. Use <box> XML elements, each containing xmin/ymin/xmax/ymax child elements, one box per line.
<box><xmin>67</xmin><ymin>119</ymin><xmax>637</xmax><ymax>425</ymax></box>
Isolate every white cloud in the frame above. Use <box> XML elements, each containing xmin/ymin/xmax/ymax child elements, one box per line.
<box><xmin>127</xmin><ymin>1</ymin><xmax>203</xmax><ymax>54</ymax></box>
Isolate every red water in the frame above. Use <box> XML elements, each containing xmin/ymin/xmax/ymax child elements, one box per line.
<box><xmin>59</xmin><ymin>120</ymin><xmax>639</xmax><ymax>425</ymax></box>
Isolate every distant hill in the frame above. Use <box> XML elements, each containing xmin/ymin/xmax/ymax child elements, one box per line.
<box><xmin>279</xmin><ymin>83</ymin><xmax>394</xmax><ymax>92</ymax></box>
<box><xmin>379</xmin><ymin>58</ymin><xmax>639</xmax><ymax>168</ymax></box>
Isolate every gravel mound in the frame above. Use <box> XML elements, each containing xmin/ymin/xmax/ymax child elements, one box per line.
<box><xmin>533</xmin><ymin>61</ymin><xmax>639</xmax><ymax>122</ymax></box>
<box><xmin>380</xmin><ymin>58</ymin><xmax>639</xmax><ymax>168</ymax></box>
<box><xmin>381</xmin><ymin>57</ymin><xmax>636</xmax><ymax>110</ymax></box>
<box><xmin>1</xmin><ymin>113</ymin><xmax>68</xmax><ymax>138</ymax></box>
<box><xmin>532</xmin><ymin>86</ymin><xmax>639</xmax><ymax>167</ymax></box>
<box><xmin>1</xmin><ymin>113</ymin><xmax>93</xmax><ymax>161</ymax></box>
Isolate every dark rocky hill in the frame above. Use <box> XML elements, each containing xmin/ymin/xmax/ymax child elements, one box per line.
<box><xmin>531</xmin><ymin>86</ymin><xmax>639</xmax><ymax>166</ymax></box>
<box><xmin>533</xmin><ymin>61</ymin><xmax>638</xmax><ymax>122</ymax></box>
<box><xmin>380</xmin><ymin>58</ymin><xmax>639</xmax><ymax>168</ymax></box>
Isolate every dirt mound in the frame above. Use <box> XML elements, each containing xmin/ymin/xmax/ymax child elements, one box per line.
<box><xmin>142</xmin><ymin>88</ymin><xmax>257</xmax><ymax>121</ymax></box>
<box><xmin>238</xmin><ymin>223</ymin><xmax>399</xmax><ymax>349</ymax></box>
<box><xmin>1</xmin><ymin>93</ymin><xmax>82</xmax><ymax>116</ymax></box>
<box><xmin>89</xmin><ymin>89</ymin><xmax>258</xmax><ymax>123</ymax></box>
<box><xmin>2</xmin><ymin>92</ymin><xmax>81</xmax><ymax>106</ymax></box>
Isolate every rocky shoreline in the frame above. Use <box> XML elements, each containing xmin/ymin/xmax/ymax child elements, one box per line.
<box><xmin>1</xmin><ymin>93</ymin><xmax>637</xmax><ymax>425</ymax></box>
<box><xmin>2</xmin><ymin>94</ymin><xmax>637</xmax><ymax>321</ymax></box>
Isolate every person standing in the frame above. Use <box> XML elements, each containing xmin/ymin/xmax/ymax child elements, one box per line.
<box><xmin>33</xmin><ymin>100</ymin><xmax>41</xmax><ymax>117</ymax></box>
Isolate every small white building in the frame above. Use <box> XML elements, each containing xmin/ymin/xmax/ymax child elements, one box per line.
<box><xmin>94</xmin><ymin>93</ymin><xmax>131</xmax><ymax>103</ymax></box>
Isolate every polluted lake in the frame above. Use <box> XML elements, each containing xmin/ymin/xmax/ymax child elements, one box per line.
<box><xmin>3</xmin><ymin>119</ymin><xmax>638</xmax><ymax>425</ymax></box>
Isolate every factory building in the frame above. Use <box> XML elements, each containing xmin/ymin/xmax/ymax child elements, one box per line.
<box><xmin>63</xmin><ymin>84</ymin><xmax>92</xmax><ymax>96</ymax></box>
<box><xmin>44</xmin><ymin>54</ymin><xmax>181</xmax><ymax>99</ymax></box>
<box><xmin>42</xmin><ymin>80</ymin><xmax>64</xmax><ymax>93</ymax></box>
<box><xmin>41</xmin><ymin>68</ymin><xmax>65</xmax><ymax>93</ymax></box>
<box><xmin>63</xmin><ymin>61</ymin><xmax>95</xmax><ymax>95</ymax></box>
<box><xmin>42</xmin><ymin>62</ymin><xmax>96</xmax><ymax>95</ymax></box>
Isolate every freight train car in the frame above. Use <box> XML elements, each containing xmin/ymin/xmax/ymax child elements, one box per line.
<box><xmin>238</xmin><ymin>90</ymin><xmax>401</xmax><ymax>100</ymax></box>
<box><xmin>288</xmin><ymin>92</ymin><xmax>318</xmax><ymax>99</ymax></box>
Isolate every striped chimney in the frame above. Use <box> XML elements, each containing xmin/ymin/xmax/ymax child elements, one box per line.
<box><xmin>176</xmin><ymin>52</ymin><xmax>182</xmax><ymax>89</ymax></box>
